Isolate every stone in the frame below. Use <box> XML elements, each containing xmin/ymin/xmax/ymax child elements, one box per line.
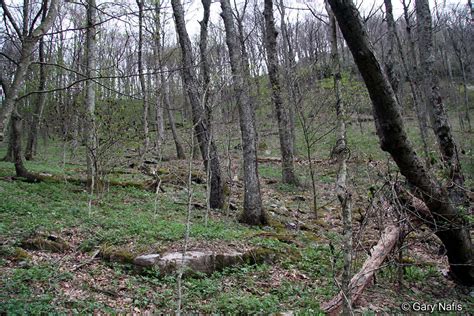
<box><xmin>133</xmin><ymin>254</ymin><xmax>161</xmax><ymax>267</ymax></box>
<box><xmin>132</xmin><ymin>247</ymin><xmax>276</xmax><ymax>276</ymax></box>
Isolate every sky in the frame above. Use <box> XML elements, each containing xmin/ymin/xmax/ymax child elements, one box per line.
<box><xmin>181</xmin><ymin>0</ymin><xmax>468</xmax><ymax>37</ymax></box>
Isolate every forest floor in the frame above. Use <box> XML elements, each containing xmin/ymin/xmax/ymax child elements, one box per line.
<box><xmin>0</xmin><ymin>120</ymin><xmax>473</xmax><ymax>314</ymax></box>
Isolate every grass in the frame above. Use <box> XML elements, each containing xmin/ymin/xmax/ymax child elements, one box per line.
<box><xmin>0</xmin><ymin>143</ymin><xmax>340</xmax><ymax>313</ymax></box>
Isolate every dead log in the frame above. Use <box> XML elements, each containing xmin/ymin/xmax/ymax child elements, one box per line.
<box><xmin>257</xmin><ymin>156</ymin><xmax>323</xmax><ymax>164</ymax></box>
<box><xmin>321</xmin><ymin>223</ymin><xmax>400</xmax><ymax>315</ymax></box>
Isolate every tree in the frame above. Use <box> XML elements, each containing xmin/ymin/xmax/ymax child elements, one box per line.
<box><xmin>25</xmin><ymin>0</ymin><xmax>50</xmax><ymax>160</ymax></box>
<box><xmin>263</xmin><ymin>0</ymin><xmax>298</xmax><ymax>185</ymax></box>
<box><xmin>415</xmin><ymin>0</ymin><xmax>466</xmax><ymax>206</ymax></box>
<box><xmin>325</xmin><ymin>1</ymin><xmax>352</xmax><ymax>312</ymax></box>
<box><xmin>0</xmin><ymin>0</ymin><xmax>59</xmax><ymax>180</ymax></box>
<box><xmin>171</xmin><ymin>0</ymin><xmax>224</xmax><ymax>209</ymax></box>
<box><xmin>85</xmin><ymin>0</ymin><xmax>98</xmax><ymax>190</ymax></box>
<box><xmin>327</xmin><ymin>0</ymin><xmax>473</xmax><ymax>285</ymax></box>
<box><xmin>136</xmin><ymin>0</ymin><xmax>150</xmax><ymax>158</ymax></box>
<box><xmin>0</xmin><ymin>0</ymin><xmax>59</xmax><ymax>142</ymax></box>
<box><xmin>220</xmin><ymin>0</ymin><xmax>266</xmax><ymax>225</ymax></box>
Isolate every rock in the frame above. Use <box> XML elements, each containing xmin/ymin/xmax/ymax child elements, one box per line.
<box><xmin>133</xmin><ymin>248</ymin><xmax>276</xmax><ymax>276</ymax></box>
<box><xmin>285</xmin><ymin>222</ymin><xmax>298</xmax><ymax>230</ymax></box>
<box><xmin>133</xmin><ymin>254</ymin><xmax>161</xmax><ymax>267</ymax></box>
<box><xmin>159</xmin><ymin>250</ymin><xmax>218</xmax><ymax>275</ymax></box>
<box><xmin>292</xmin><ymin>196</ymin><xmax>305</xmax><ymax>201</ymax></box>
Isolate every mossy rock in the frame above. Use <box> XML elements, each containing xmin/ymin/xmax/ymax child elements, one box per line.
<box><xmin>21</xmin><ymin>233</ymin><xmax>70</xmax><ymax>253</ymax></box>
<box><xmin>258</xmin><ymin>142</ymin><xmax>268</xmax><ymax>150</ymax></box>
<box><xmin>99</xmin><ymin>245</ymin><xmax>135</xmax><ymax>264</ymax></box>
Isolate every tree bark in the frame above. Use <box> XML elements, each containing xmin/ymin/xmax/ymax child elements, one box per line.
<box><xmin>220</xmin><ymin>0</ymin><xmax>266</xmax><ymax>225</ymax></box>
<box><xmin>392</xmin><ymin>0</ymin><xmax>430</xmax><ymax>163</ymax></box>
<box><xmin>25</xmin><ymin>0</ymin><xmax>49</xmax><ymax>160</ymax></box>
<box><xmin>325</xmin><ymin>1</ymin><xmax>352</xmax><ymax>313</ymax></box>
<box><xmin>415</xmin><ymin>0</ymin><xmax>467</xmax><ymax>206</ymax></box>
<box><xmin>171</xmin><ymin>0</ymin><xmax>224</xmax><ymax>209</ymax></box>
<box><xmin>383</xmin><ymin>0</ymin><xmax>400</xmax><ymax>95</ymax></box>
<box><xmin>278</xmin><ymin>0</ymin><xmax>297</xmax><ymax>154</ymax></box>
<box><xmin>327</xmin><ymin>0</ymin><xmax>473</xmax><ymax>285</ymax></box>
<box><xmin>263</xmin><ymin>0</ymin><xmax>298</xmax><ymax>186</ymax></box>
<box><xmin>401</xmin><ymin>0</ymin><xmax>431</xmax><ymax>158</ymax></box>
<box><xmin>153</xmin><ymin>0</ymin><xmax>165</xmax><ymax>150</ymax></box>
<box><xmin>85</xmin><ymin>0</ymin><xmax>98</xmax><ymax>190</ymax></box>
<box><xmin>11</xmin><ymin>111</ymin><xmax>35</xmax><ymax>180</ymax></box>
<box><xmin>136</xmin><ymin>0</ymin><xmax>150</xmax><ymax>157</ymax></box>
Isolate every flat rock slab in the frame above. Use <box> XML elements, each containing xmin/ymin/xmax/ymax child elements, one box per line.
<box><xmin>133</xmin><ymin>248</ymin><xmax>275</xmax><ymax>276</ymax></box>
<box><xmin>133</xmin><ymin>254</ymin><xmax>161</xmax><ymax>267</ymax></box>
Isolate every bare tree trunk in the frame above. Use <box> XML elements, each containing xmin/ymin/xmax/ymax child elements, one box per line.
<box><xmin>153</xmin><ymin>0</ymin><xmax>165</xmax><ymax>150</ymax></box>
<box><xmin>136</xmin><ymin>0</ymin><xmax>149</xmax><ymax>157</ymax></box>
<box><xmin>327</xmin><ymin>0</ymin><xmax>473</xmax><ymax>285</ymax></box>
<box><xmin>325</xmin><ymin>2</ymin><xmax>352</xmax><ymax>313</ymax></box>
<box><xmin>11</xmin><ymin>111</ymin><xmax>35</xmax><ymax>180</ymax></box>
<box><xmin>171</xmin><ymin>0</ymin><xmax>224</xmax><ymax>209</ymax></box>
<box><xmin>220</xmin><ymin>0</ymin><xmax>266</xmax><ymax>225</ymax></box>
<box><xmin>415</xmin><ymin>0</ymin><xmax>467</xmax><ymax>206</ymax></box>
<box><xmin>392</xmin><ymin>5</ymin><xmax>430</xmax><ymax>163</ymax></box>
<box><xmin>263</xmin><ymin>0</ymin><xmax>298</xmax><ymax>186</ymax></box>
<box><xmin>85</xmin><ymin>0</ymin><xmax>98</xmax><ymax>190</ymax></box>
<box><xmin>164</xmin><ymin>85</ymin><xmax>186</xmax><ymax>160</ymax></box>
<box><xmin>25</xmin><ymin>1</ymin><xmax>49</xmax><ymax>160</ymax></box>
<box><xmin>401</xmin><ymin>0</ymin><xmax>431</xmax><ymax>155</ymax></box>
<box><xmin>383</xmin><ymin>0</ymin><xmax>400</xmax><ymax>95</ymax></box>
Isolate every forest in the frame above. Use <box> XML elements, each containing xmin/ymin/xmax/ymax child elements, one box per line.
<box><xmin>0</xmin><ymin>0</ymin><xmax>473</xmax><ymax>313</ymax></box>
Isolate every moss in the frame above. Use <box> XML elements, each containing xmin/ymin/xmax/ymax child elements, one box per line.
<box><xmin>13</xmin><ymin>247</ymin><xmax>31</xmax><ymax>261</ymax></box>
<box><xmin>400</xmin><ymin>256</ymin><xmax>417</xmax><ymax>264</ymax></box>
<box><xmin>243</xmin><ymin>247</ymin><xmax>278</xmax><ymax>264</ymax></box>
<box><xmin>21</xmin><ymin>234</ymin><xmax>70</xmax><ymax>253</ymax></box>
<box><xmin>266</xmin><ymin>217</ymin><xmax>286</xmax><ymax>230</ymax></box>
<box><xmin>99</xmin><ymin>245</ymin><xmax>136</xmax><ymax>264</ymax></box>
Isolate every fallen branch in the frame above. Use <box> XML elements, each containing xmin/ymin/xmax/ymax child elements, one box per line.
<box><xmin>321</xmin><ymin>223</ymin><xmax>400</xmax><ymax>314</ymax></box>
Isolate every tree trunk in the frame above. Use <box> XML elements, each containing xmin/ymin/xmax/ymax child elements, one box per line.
<box><xmin>415</xmin><ymin>0</ymin><xmax>467</xmax><ymax>207</ymax></box>
<box><xmin>327</xmin><ymin>0</ymin><xmax>473</xmax><ymax>285</ymax></box>
<box><xmin>164</xmin><ymin>87</ymin><xmax>186</xmax><ymax>160</ymax></box>
<box><xmin>11</xmin><ymin>111</ymin><xmax>35</xmax><ymax>180</ymax></box>
<box><xmin>263</xmin><ymin>0</ymin><xmax>298</xmax><ymax>186</ymax></box>
<box><xmin>153</xmin><ymin>0</ymin><xmax>165</xmax><ymax>151</ymax></box>
<box><xmin>171</xmin><ymin>0</ymin><xmax>224</xmax><ymax>209</ymax></box>
<box><xmin>383</xmin><ymin>0</ymin><xmax>400</xmax><ymax>95</ymax></box>
<box><xmin>136</xmin><ymin>0</ymin><xmax>149</xmax><ymax>157</ymax></box>
<box><xmin>392</xmin><ymin>3</ymin><xmax>430</xmax><ymax>163</ymax></box>
<box><xmin>220</xmin><ymin>0</ymin><xmax>266</xmax><ymax>226</ymax></box>
<box><xmin>401</xmin><ymin>0</ymin><xmax>431</xmax><ymax>156</ymax></box>
<box><xmin>25</xmin><ymin>1</ymin><xmax>49</xmax><ymax>160</ymax></box>
<box><xmin>85</xmin><ymin>0</ymin><xmax>98</xmax><ymax>190</ymax></box>
<box><xmin>325</xmin><ymin>1</ymin><xmax>352</xmax><ymax>313</ymax></box>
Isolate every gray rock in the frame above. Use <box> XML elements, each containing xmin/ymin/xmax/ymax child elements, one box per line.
<box><xmin>133</xmin><ymin>254</ymin><xmax>161</xmax><ymax>267</ymax></box>
<box><xmin>133</xmin><ymin>248</ymin><xmax>276</xmax><ymax>276</ymax></box>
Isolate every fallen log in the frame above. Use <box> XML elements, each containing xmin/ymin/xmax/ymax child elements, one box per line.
<box><xmin>321</xmin><ymin>223</ymin><xmax>400</xmax><ymax>315</ymax></box>
<box><xmin>257</xmin><ymin>156</ymin><xmax>324</xmax><ymax>164</ymax></box>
